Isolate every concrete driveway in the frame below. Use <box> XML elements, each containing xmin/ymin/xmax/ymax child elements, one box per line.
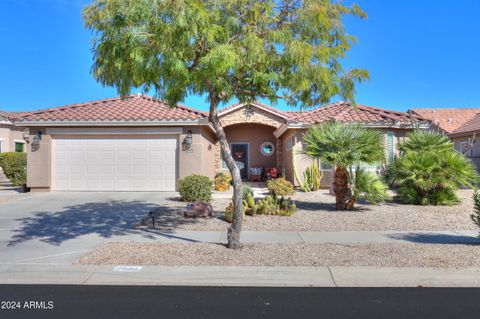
<box><xmin>0</xmin><ymin>191</ymin><xmax>179</xmax><ymax>265</ymax></box>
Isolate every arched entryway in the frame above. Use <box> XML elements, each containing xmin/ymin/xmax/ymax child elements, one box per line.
<box><xmin>221</xmin><ymin>123</ymin><xmax>278</xmax><ymax>180</ymax></box>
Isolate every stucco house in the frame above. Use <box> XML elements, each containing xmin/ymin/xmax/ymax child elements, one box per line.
<box><xmin>15</xmin><ymin>94</ymin><xmax>428</xmax><ymax>192</ymax></box>
<box><xmin>411</xmin><ymin>108</ymin><xmax>480</xmax><ymax>170</ymax></box>
<box><xmin>0</xmin><ymin>111</ymin><xmax>28</xmax><ymax>154</ymax></box>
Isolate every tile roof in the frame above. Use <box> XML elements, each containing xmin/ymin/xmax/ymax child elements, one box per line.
<box><xmin>290</xmin><ymin>102</ymin><xmax>424</xmax><ymax>126</ymax></box>
<box><xmin>0</xmin><ymin>110</ymin><xmax>30</xmax><ymax>121</ymax></box>
<box><xmin>19</xmin><ymin>94</ymin><xmax>207</xmax><ymax>123</ymax></box>
<box><xmin>451</xmin><ymin>113</ymin><xmax>480</xmax><ymax>135</ymax></box>
<box><xmin>410</xmin><ymin>108</ymin><xmax>480</xmax><ymax>134</ymax></box>
<box><xmin>218</xmin><ymin>101</ymin><xmax>294</xmax><ymax>119</ymax></box>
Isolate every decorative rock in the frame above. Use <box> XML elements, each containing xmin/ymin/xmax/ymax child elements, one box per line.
<box><xmin>184</xmin><ymin>200</ymin><xmax>213</xmax><ymax>218</ymax></box>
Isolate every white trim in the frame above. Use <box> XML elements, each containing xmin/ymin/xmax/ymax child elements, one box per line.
<box><xmin>46</xmin><ymin>127</ymin><xmax>183</xmax><ymax>135</ymax></box>
<box><xmin>0</xmin><ymin>139</ymin><xmax>3</xmax><ymax>153</ymax></box>
<box><xmin>0</xmin><ymin>120</ymin><xmax>11</xmax><ymax>125</ymax></box>
<box><xmin>15</xmin><ymin>119</ymin><xmax>207</xmax><ymax>127</ymax></box>
<box><xmin>14</xmin><ymin>139</ymin><xmax>26</xmax><ymax>144</ymax></box>
<box><xmin>218</xmin><ymin>102</ymin><xmax>289</xmax><ymax>120</ymax></box>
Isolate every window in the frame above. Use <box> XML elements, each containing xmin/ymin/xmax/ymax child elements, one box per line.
<box><xmin>386</xmin><ymin>132</ymin><xmax>394</xmax><ymax>163</ymax></box>
<box><xmin>286</xmin><ymin>135</ymin><xmax>294</xmax><ymax>151</ymax></box>
<box><xmin>15</xmin><ymin>142</ymin><xmax>24</xmax><ymax>153</ymax></box>
<box><xmin>460</xmin><ymin>141</ymin><xmax>472</xmax><ymax>157</ymax></box>
<box><xmin>0</xmin><ymin>139</ymin><xmax>3</xmax><ymax>153</ymax></box>
<box><xmin>260</xmin><ymin>141</ymin><xmax>275</xmax><ymax>156</ymax></box>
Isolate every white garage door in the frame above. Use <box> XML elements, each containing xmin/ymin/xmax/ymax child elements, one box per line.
<box><xmin>53</xmin><ymin>137</ymin><xmax>177</xmax><ymax>191</ymax></box>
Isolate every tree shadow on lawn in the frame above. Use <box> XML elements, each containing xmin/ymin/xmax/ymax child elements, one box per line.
<box><xmin>8</xmin><ymin>200</ymin><xmax>208</xmax><ymax>246</ymax></box>
<box><xmin>386</xmin><ymin>232</ymin><xmax>480</xmax><ymax>245</ymax></box>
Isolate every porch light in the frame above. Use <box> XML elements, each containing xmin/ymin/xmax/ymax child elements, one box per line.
<box><xmin>182</xmin><ymin>130</ymin><xmax>193</xmax><ymax>150</ymax></box>
<box><xmin>32</xmin><ymin>132</ymin><xmax>42</xmax><ymax>146</ymax></box>
<box><xmin>22</xmin><ymin>132</ymin><xmax>30</xmax><ymax>143</ymax></box>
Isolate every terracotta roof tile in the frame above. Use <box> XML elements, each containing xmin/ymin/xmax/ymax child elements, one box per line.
<box><xmin>20</xmin><ymin>94</ymin><xmax>207</xmax><ymax>123</ymax></box>
<box><xmin>0</xmin><ymin>110</ymin><xmax>30</xmax><ymax>121</ymax></box>
<box><xmin>451</xmin><ymin>113</ymin><xmax>480</xmax><ymax>135</ymax></box>
<box><xmin>410</xmin><ymin>108</ymin><xmax>480</xmax><ymax>133</ymax></box>
<box><xmin>290</xmin><ymin>102</ymin><xmax>422</xmax><ymax>125</ymax></box>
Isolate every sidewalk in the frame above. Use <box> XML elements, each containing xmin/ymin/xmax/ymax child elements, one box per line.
<box><xmin>124</xmin><ymin>229</ymin><xmax>480</xmax><ymax>245</ymax></box>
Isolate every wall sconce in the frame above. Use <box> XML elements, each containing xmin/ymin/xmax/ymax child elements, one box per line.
<box><xmin>32</xmin><ymin>132</ymin><xmax>42</xmax><ymax>146</ymax></box>
<box><xmin>182</xmin><ymin>130</ymin><xmax>193</xmax><ymax>151</ymax></box>
<box><xmin>22</xmin><ymin>132</ymin><xmax>30</xmax><ymax>143</ymax></box>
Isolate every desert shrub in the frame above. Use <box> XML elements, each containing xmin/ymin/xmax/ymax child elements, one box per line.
<box><xmin>388</xmin><ymin>131</ymin><xmax>478</xmax><ymax>205</ymax></box>
<box><xmin>178</xmin><ymin>174</ymin><xmax>212</xmax><ymax>202</ymax></box>
<box><xmin>214</xmin><ymin>172</ymin><xmax>231</xmax><ymax>191</ymax></box>
<box><xmin>351</xmin><ymin>168</ymin><xmax>389</xmax><ymax>205</ymax></box>
<box><xmin>471</xmin><ymin>188</ymin><xmax>480</xmax><ymax>236</ymax></box>
<box><xmin>0</xmin><ymin>152</ymin><xmax>27</xmax><ymax>186</ymax></box>
<box><xmin>267</xmin><ymin>177</ymin><xmax>295</xmax><ymax>196</ymax></box>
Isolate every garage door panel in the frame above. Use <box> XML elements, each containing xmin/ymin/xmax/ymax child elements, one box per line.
<box><xmin>53</xmin><ymin>137</ymin><xmax>177</xmax><ymax>191</ymax></box>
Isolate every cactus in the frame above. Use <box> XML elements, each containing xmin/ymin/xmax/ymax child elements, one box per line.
<box><xmin>302</xmin><ymin>161</ymin><xmax>323</xmax><ymax>192</ymax></box>
<box><xmin>246</xmin><ymin>192</ymin><xmax>255</xmax><ymax>208</ymax></box>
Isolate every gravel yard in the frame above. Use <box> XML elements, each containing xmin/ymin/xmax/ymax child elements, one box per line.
<box><xmin>77</xmin><ymin>241</ymin><xmax>480</xmax><ymax>268</ymax></box>
<box><xmin>138</xmin><ymin>189</ymin><xmax>477</xmax><ymax>232</ymax></box>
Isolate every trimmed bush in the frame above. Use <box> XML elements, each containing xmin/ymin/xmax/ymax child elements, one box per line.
<box><xmin>267</xmin><ymin>177</ymin><xmax>295</xmax><ymax>196</ymax></box>
<box><xmin>0</xmin><ymin>152</ymin><xmax>27</xmax><ymax>186</ymax></box>
<box><xmin>178</xmin><ymin>174</ymin><xmax>212</xmax><ymax>202</ymax></box>
<box><xmin>388</xmin><ymin>131</ymin><xmax>478</xmax><ymax>205</ymax></box>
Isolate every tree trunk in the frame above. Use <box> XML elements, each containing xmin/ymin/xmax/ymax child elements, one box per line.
<box><xmin>334</xmin><ymin>166</ymin><xmax>349</xmax><ymax>210</ymax></box>
<box><xmin>208</xmin><ymin>101</ymin><xmax>243</xmax><ymax>249</ymax></box>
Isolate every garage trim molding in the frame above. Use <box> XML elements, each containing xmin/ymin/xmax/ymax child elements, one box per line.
<box><xmin>46</xmin><ymin>127</ymin><xmax>184</xmax><ymax>135</ymax></box>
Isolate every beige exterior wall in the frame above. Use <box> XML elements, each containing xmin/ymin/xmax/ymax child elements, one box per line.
<box><xmin>283</xmin><ymin>127</ymin><xmax>416</xmax><ymax>189</ymax></box>
<box><xmin>0</xmin><ymin>124</ymin><xmax>27</xmax><ymax>153</ymax></box>
<box><xmin>451</xmin><ymin>133</ymin><xmax>480</xmax><ymax>171</ymax></box>
<box><xmin>26</xmin><ymin>127</ymin><xmax>51</xmax><ymax>190</ymax></box>
<box><xmin>25</xmin><ymin>125</ymin><xmax>215</xmax><ymax>191</ymax></box>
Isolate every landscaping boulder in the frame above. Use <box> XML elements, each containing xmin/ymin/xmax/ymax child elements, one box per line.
<box><xmin>184</xmin><ymin>200</ymin><xmax>213</xmax><ymax>218</ymax></box>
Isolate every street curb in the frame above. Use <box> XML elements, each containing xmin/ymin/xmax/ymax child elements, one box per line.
<box><xmin>1</xmin><ymin>264</ymin><xmax>480</xmax><ymax>287</ymax></box>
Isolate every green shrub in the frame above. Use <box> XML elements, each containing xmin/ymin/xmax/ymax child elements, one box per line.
<box><xmin>351</xmin><ymin>168</ymin><xmax>389</xmax><ymax>205</ymax></box>
<box><xmin>388</xmin><ymin>131</ymin><xmax>478</xmax><ymax>205</ymax></box>
<box><xmin>0</xmin><ymin>152</ymin><xmax>27</xmax><ymax>186</ymax></box>
<box><xmin>267</xmin><ymin>177</ymin><xmax>295</xmax><ymax>196</ymax></box>
<box><xmin>178</xmin><ymin>174</ymin><xmax>212</xmax><ymax>202</ymax></box>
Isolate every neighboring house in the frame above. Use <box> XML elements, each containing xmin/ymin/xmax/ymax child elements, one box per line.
<box><xmin>16</xmin><ymin>94</ymin><xmax>428</xmax><ymax>192</ymax></box>
<box><xmin>411</xmin><ymin>108</ymin><xmax>480</xmax><ymax>170</ymax></box>
<box><xmin>0</xmin><ymin>110</ymin><xmax>28</xmax><ymax>154</ymax></box>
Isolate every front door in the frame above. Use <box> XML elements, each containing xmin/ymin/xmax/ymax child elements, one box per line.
<box><xmin>231</xmin><ymin>143</ymin><xmax>249</xmax><ymax>180</ymax></box>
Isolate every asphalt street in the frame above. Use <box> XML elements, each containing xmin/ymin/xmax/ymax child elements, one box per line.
<box><xmin>0</xmin><ymin>285</ymin><xmax>479</xmax><ymax>319</ymax></box>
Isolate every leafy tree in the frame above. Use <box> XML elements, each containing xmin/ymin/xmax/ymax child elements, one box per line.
<box><xmin>304</xmin><ymin>122</ymin><xmax>386</xmax><ymax>209</ymax></box>
<box><xmin>83</xmin><ymin>0</ymin><xmax>368</xmax><ymax>248</ymax></box>
<box><xmin>388</xmin><ymin>131</ymin><xmax>478</xmax><ymax>205</ymax></box>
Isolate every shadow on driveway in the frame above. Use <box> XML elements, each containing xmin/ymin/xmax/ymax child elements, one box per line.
<box><xmin>7</xmin><ymin>200</ymin><xmax>206</xmax><ymax>246</ymax></box>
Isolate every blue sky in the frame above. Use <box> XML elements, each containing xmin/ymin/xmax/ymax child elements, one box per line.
<box><xmin>0</xmin><ymin>0</ymin><xmax>479</xmax><ymax>112</ymax></box>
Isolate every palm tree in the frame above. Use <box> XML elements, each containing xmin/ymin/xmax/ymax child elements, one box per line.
<box><xmin>388</xmin><ymin>131</ymin><xmax>478</xmax><ymax>205</ymax></box>
<box><xmin>304</xmin><ymin>122</ymin><xmax>385</xmax><ymax>210</ymax></box>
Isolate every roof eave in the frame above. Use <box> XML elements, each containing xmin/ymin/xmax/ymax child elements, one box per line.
<box><xmin>15</xmin><ymin>119</ymin><xmax>208</xmax><ymax>127</ymax></box>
